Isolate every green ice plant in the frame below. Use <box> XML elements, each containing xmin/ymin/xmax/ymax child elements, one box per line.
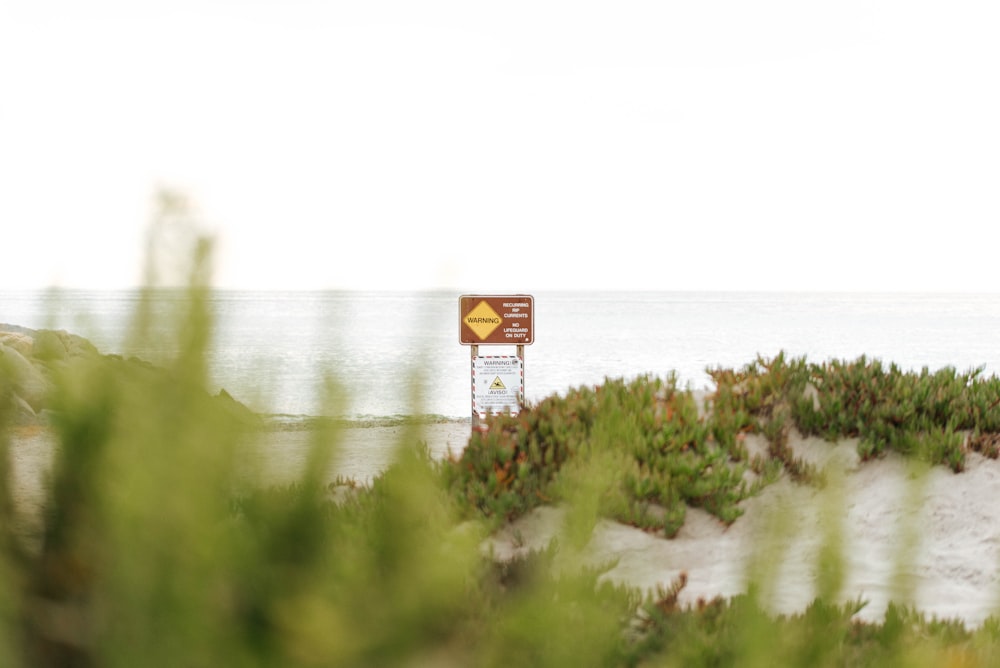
<box><xmin>444</xmin><ymin>373</ymin><xmax>761</xmax><ymax>537</ymax></box>
<box><xmin>704</xmin><ymin>352</ymin><xmax>1000</xmax><ymax>473</ymax></box>
<box><xmin>791</xmin><ymin>357</ymin><xmax>1000</xmax><ymax>471</ymax></box>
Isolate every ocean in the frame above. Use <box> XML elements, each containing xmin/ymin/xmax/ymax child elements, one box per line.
<box><xmin>4</xmin><ymin>289</ymin><xmax>1000</xmax><ymax>421</ymax></box>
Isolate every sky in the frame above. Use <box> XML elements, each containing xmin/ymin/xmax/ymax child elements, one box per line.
<box><xmin>1</xmin><ymin>1</ymin><xmax>998</xmax><ymax>293</ymax></box>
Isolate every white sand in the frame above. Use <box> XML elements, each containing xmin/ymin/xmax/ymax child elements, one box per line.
<box><xmin>9</xmin><ymin>423</ymin><xmax>1000</xmax><ymax>627</ymax></box>
<box><xmin>3</xmin><ymin>422</ymin><xmax>473</xmax><ymax>536</ymax></box>
<box><xmin>484</xmin><ymin>431</ymin><xmax>1000</xmax><ymax>627</ymax></box>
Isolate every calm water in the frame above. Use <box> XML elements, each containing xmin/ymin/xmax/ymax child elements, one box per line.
<box><xmin>4</xmin><ymin>290</ymin><xmax>1000</xmax><ymax>420</ymax></box>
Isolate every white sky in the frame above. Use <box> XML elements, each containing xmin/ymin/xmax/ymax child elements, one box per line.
<box><xmin>1</xmin><ymin>1</ymin><xmax>998</xmax><ymax>292</ymax></box>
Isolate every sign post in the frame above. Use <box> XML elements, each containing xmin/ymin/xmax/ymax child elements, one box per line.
<box><xmin>459</xmin><ymin>294</ymin><xmax>534</xmax><ymax>429</ymax></box>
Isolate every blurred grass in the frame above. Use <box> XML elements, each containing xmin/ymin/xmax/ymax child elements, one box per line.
<box><xmin>5</xmin><ymin>194</ymin><xmax>1000</xmax><ymax>665</ymax></box>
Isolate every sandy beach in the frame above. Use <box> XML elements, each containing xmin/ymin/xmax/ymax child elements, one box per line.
<box><xmin>4</xmin><ymin>421</ymin><xmax>473</xmax><ymax>532</ymax></box>
<box><xmin>8</xmin><ymin>422</ymin><xmax>1000</xmax><ymax>628</ymax></box>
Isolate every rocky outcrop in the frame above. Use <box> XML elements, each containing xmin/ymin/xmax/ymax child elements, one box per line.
<box><xmin>0</xmin><ymin>324</ymin><xmax>258</xmax><ymax>427</ymax></box>
<box><xmin>0</xmin><ymin>326</ymin><xmax>93</xmax><ymax>423</ymax></box>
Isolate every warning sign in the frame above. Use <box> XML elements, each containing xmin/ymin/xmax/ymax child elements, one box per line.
<box><xmin>464</xmin><ymin>300</ymin><xmax>503</xmax><ymax>341</ymax></box>
<box><xmin>459</xmin><ymin>294</ymin><xmax>534</xmax><ymax>345</ymax></box>
<box><xmin>472</xmin><ymin>356</ymin><xmax>523</xmax><ymax>418</ymax></box>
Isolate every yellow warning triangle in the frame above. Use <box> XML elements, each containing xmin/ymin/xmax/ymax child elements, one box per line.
<box><xmin>489</xmin><ymin>376</ymin><xmax>506</xmax><ymax>390</ymax></box>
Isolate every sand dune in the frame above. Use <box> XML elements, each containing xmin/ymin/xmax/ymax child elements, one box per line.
<box><xmin>484</xmin><ymin>429</ymin><xmax>1000</xmax><ymax>627</ymax></box>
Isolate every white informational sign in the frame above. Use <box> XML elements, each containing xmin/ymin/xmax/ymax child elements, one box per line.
<box><xmin>472</xmin><ymin>355</ymin><xmax>523</xmax><ymax>418</ymax></box>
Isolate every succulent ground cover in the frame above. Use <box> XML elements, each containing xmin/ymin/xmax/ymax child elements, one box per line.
<box><xmin>444</xmin><ymin>352</ymin><xmax>1000</xmax><ymax>540</ymax></box>
<box><xmin>442</xmin><ymin>373</ymin><xmax>759</xmax><ymax>537</ymax></box>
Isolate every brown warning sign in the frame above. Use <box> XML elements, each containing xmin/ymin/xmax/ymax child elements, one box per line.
<box><xmin>459</xmin><ymin>294</ymin><xmax>534</xmax><ymax>345</ymax></box>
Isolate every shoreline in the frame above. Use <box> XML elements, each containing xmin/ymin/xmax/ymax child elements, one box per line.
<box><xmin>258</xmin><ymin>412</ymin><xmax>471</xmax><ymax>431</ymax></box>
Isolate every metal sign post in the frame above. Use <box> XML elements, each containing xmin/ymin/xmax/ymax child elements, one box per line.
<box><xmin>459</xmin><ymin>295</ymin><xmax>534</xmax><ymax>430</ymax></box>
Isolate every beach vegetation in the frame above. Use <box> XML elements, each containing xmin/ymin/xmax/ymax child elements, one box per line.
<box><xmin>6</xmin><ymin>207</ymin><xmax>1000</xmax><ymax>664</ymax></box>
<box><xmin>442</xmin><ymin>374</ymin><xmax>759</xmax><ymax>537</ymax></box>
<box><xmin>447</xmin><ymin>347</ymin><xmax>1000</xmax><ymax>536</ymax></box>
